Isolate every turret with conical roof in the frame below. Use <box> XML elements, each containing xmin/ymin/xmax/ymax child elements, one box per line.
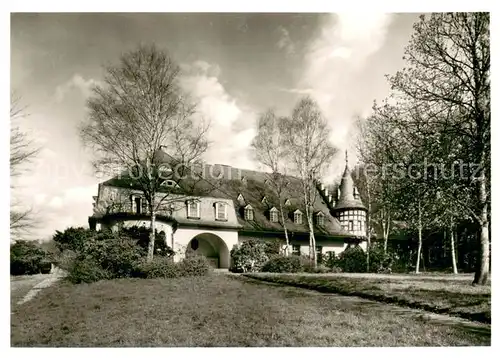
<box><xmin>331</xmin><ymin>151</ymin><xmax>367</xmax><ymax>238</ymax></box>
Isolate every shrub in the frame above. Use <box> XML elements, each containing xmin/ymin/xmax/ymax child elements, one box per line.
<box><xmin>82</xmin><ymin>236</ymin><xmax>145</xmax><ymax>278</ymax></box>
<box><xmin>300</xmin><ymin>256</ymin><xmax>331</xmax><ymax>273</ymax></box>
<box><xmin>134</xmin><ymin>257</ymin><xmax>179</xmax><ymax>279</ymax></box>
<box><xmin>53</xmin><ymin>227</ymin><xmax>95</xmax><ymax>252</ymax></box>
<box><xmin>230</xmin><ymin>240</ymin><xmax>269</xmax><ymax>272</ymax></box>
<box><xmin>337</xmin><ymin>245</ymin><xmax>366</xmax><ymax>273</ymax></box>
<box><xmin>313</xmin><ymin>265</ymin><xmax>330</xmax><ymax>273</ymax></box>
<box><xmin>369</xmin><ymin>245</ymin><xmax>396</xmax><ymax>274</ymax></box>
<box><xmin>330</xmin><ymin>265</ymin><xmax>343</xmax><ymax>273</ymax></box>
<box><xmin>263</xmin><ymin>240</ymin><xmax>283</xmax><ymax>257</ymax></box>
<box><xmin>178</xmin><ymin>255</ymin><xmax>211</xmax><ymax>277</ymax></box>
<box><xmin>54</xmin><ymin>249</ymin><xmax>78</xmax><ymax>272</ymax></box>
<box><xmin>66</xmin><ymin>257</ymin><xmax>111</xmax><ymax>284</ymax></box>
<box><xmin>261</xmin><ymin>255</ymin><xmax>302</xmax><ymax>273</ymax></box>
<box><xmin>10</xmin><ymin>240</ymin><xmax>50</xmax><ymax>276</ymax></box>
<box><xmin>323</xmin><ymin>251</ymin><xmax>340</xmax><ymax>269</ymax></box>
<box><xmin>122</xmin><ymin>226</ymin><xmax>175</xmax><ymax>258</ymax></box>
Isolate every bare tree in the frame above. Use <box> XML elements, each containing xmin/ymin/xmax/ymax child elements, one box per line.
<box><xmin>355</xmin><ymin>112</ymin><xmax>398</xmax><ymax>255</ymax></box>
<box><xmin>389</xmin><ymin>13</ymin><xmax>490</xmax><ymax>284</ymax></box>
<box><xmin>10</xmin><ymin>93</ymin><xmax>40</xmax><ymax>238</ymax></box>
<box><xmin>282</xmin><ymin>97</ymin><xmax>337</xmax><ymax>267</ymax></box>
<box><xmin>252</xmin><ymin>109</ymin><xmax>291</xmax><ymax>255</ymax></box>
<box><xmin>80</xmin><ymin>45</ymin><xmax>209</xmax><ymax>261</ymax></box>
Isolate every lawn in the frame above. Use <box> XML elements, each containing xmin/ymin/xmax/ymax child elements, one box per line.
<box><xmin>11</xmin><ymin>274</ymin><xmax>490</xmax><ymax>347</ymax></box>
<box><xmin>244</xmin><ymin>273</ymin><xmax>491</xmax><ymax>323</ymax></box>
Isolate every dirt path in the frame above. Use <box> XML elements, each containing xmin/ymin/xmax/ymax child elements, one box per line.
<box><xmin>11</xmin><ymin>269</ymin><xmax>66</xmax><ymax>306</ymax></box>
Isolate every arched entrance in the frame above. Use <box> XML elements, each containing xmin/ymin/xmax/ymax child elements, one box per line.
<box><xmin>186</xmin><ymin>233</ymin><xmax>230</xmax><ymax>269</ymax></box>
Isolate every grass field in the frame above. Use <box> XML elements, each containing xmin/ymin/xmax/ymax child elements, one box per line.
<box><xmin>11</xmin><ymin>274</ymin><xmax>489</xmax><ymax>347</ymax></box>
<box><xmin>244</xmin><ymin>273</ymin><xmax>491</xmax><ymax>323</ymax></box>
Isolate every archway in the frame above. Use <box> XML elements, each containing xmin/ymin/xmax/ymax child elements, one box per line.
<box><xmin>186</xmin><ymin>233</ymin><xmax>230</xmax><ymax>269</ymax></box>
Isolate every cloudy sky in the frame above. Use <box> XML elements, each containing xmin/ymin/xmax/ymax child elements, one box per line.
<box><xmin>11</xmin><ymin>12</ymin><xmax>420</xmax><ymax>240</ymax></box>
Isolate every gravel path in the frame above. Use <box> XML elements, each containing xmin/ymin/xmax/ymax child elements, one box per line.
<box><xmin>12</xmin><ymin>268</ymin><xmax>66</xmax><ymax>306</ymax></box>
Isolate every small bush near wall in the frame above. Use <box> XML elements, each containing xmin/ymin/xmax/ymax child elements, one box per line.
<box><xmin>134</xmin><ymin>257</ymin><xmax>180</xmax><ymax>279</ymax></box>
<box><xmin>337</xmin><ymin>246</ymin><xmax>366</xmax><ymax>273</ymax></box>
<box><xmin>67</xmin><ymin>257</ymin><xmax>112</xmax><ymax>284</ymax></box>
<box><xmin>230</xmin><ymin>240</ymin><xmax>269</xmax><ymax>273</ymax></box>
<box><xmin>261</xmin><ymin>256</ymin><xmax>302</xmax><ymax>273</ymax></box>
<box><xmin>178</xmin><ymin>255</ymin><xmax>211</xmax><ymax>277</ymax></box>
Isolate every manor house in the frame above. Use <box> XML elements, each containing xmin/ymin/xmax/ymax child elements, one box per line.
<box><xmin>88</xmin><ymin>148</ymin><xmax>367</xmax><ymax>268</ymax></box>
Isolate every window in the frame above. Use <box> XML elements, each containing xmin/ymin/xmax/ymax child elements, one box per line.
<box><xmin>215</xmin><ymin>202</ymin><xmax>227</xmax><ymax>221</ymax></box>
<box><xmin>244</xmin><ymin>205</ymin><xmax>254</xmax><ymax>221</ymax></box>
<box><xmin>161</xmin><ymin>179</ymin><xmax>178</xmax><ymax>188</ymax></box>
<box><xmin>133</xmin><ymin>196</ymin><xmax>142</xmax><ymax>214</ymax></box>
<box><xmin>316</xmin><ymin>212</ymin><xmax>325</xmax><ymax>226</ymax></box>
<box><xmin>294</xmin><ymin>211</ymin><xmax>303</xmax><ymax>225</ymax></box>
<box><xmin>187</xmin><ymin>200</ymin><xmax>200</xmax><ymax>219</ymax></box>
<box><xmin>348</xmin><ymin>220</ymin><xmax>354</xmax><ymax>231</ymax></box>
<box><xmin>270</xmin><ymin>207</ymin><xmax>279</xmax><ymax>223</ymax></box>
<box><xmin>292</xmin><ymin>245</ymin><xmax>301</xmax><ymax>256</ymax></box>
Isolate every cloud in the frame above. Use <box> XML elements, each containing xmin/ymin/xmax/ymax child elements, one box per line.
<box><xmin>47</xmin><ymin>196</ymin><xmax>63</xmax><ymax>209</ymax></box>
<box><xmin>297</xmin><ymin>13</ymin><xmax>393</xmax><ymax>175</ymax></box>
<box><xmin>36</xmin><ymin>184</ymin><xmax>98</xmax><ymax>237</ymax></box>
<box><xmin>178</xmin><ymin>61</ymin><xmax>257</xmax><ymax>169</ymax></box>
<box><xmin>276</xmin><ymin>26</ymin><xmax>295</xmax><ymax>56</ymax></box>
<box><xmin>54</xmin><ymin>74</ymin><xmax>100</xmax><ymax>102</ymax></box>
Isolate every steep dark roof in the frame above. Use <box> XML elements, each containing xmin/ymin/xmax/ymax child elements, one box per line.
<box><xmin>100</xmin><ymin>150</ymin><xmax>356</xmax><ymax>238</ymax></box>
<box><xmin>332</xmin><ymin>165</ymin><xmax>367</xmax><ymax>212</ymax></box>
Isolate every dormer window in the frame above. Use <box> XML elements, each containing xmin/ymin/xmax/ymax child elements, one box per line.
<box><xmin>261</xmin><ymin>196</ymin><xmax>268</xmax><ymax>205</ymax></box>
<box><xmin>244</xmin><ymin>205</ymin><xmax>254</xmax><ymax>221</ymax></box>
<box><xmin>316</xmin><ymin>212</ymin><xmax>325</xmax><ymax>226</ymax></box>
<box><xmin>215</xmin><ymin>202</ymin><xmax>228</xmax><ymax>221</ymax></box>
<box><xmin>353</xmin><ymin>187</ymin><xmax>360</xmax><ymax>200</ymax></box>
<box><xmin>269</xmin><ymin>207</ymin><xmax>279</xmax><ymax>223</ymax></box>
<box><xmin>294</xmin><ymin>210</ymin><xmax>303</xmax><ymax>225</ymax></box>
<box><xmin>237</xmin><ymin>193</ymin><xmax>245</xmax><ymax>205</ymax></box>
<box><xmin>187</xmin><ymin>200</ymin><xmax>200</xmax><ymax>219</ymax></box>
<box><xmin>161</xmin><ymin>179</ymin><xmax>179</xmax><ymax>189</ymax></box>
<box><xmin>284</xmin><ymin>199</ymin><xmax>291</xmax><ymax>207</ymax></box>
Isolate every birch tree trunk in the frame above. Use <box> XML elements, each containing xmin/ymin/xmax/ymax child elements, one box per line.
<box><xmin>415</xmin><ymin>200</ymin><xmax>422</xmax><ymax>274</ymax></box>
<box><xmin>366</xmin><ymin>178</ymin><xmax>371</xmax><ymax>272</ymax></box>
<box><xmin>306</xmin><ymin>206</ymin><xmax>317</xmax><ymax>268</ymax></box>
<box><xmin>279</xmin><ymin>202</ymin><xmax>290</xmax><ymax>256</ymax></box>
<box><xmin>382</xmin><ymin>209</ymin><xmax>390</xmax><ymax>254</ymax></box>
<box><xmin>450</xmin><ymin>225</ymin><xmax>458</xmax><ymax>274</ymax></box>
<box><xmin>147</xmin><ymin>199</ymin><xmax>156</xmax><ymax>262</ymax></box>
<box><xmin>474</xmin><ymin>164</ymin><xmax>490</xmax><ymax>285</ymax></box>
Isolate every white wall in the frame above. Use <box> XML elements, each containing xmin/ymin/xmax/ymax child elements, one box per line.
<box><xmin>173</xmin><ymin>228</ymin><xmax>239</xmax><ymax>268</ymax></box>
